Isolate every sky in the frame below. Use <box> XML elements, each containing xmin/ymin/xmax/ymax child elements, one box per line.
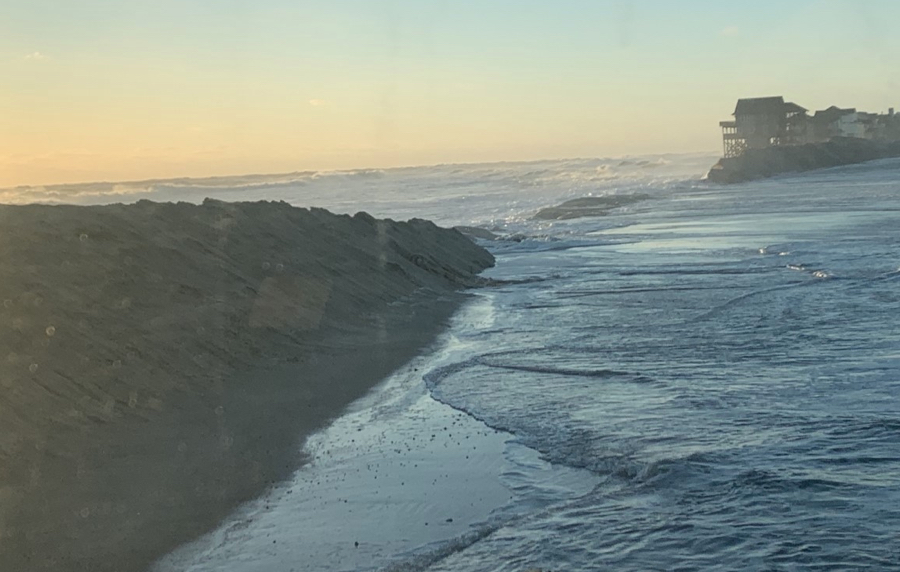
<box><xmin>1</xmin><ymin>0</ymin><xmax>899</xmax><ymax>187</ymax></box>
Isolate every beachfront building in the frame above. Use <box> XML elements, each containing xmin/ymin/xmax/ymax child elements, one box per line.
<box><xmin>719</xmin><ymin>96</ymin><xmax>807</xmax><ymax>158</ymax></box>
<box><xmin>720</xmin><ymin>97</ymin><xmax>900</xmax><ymax>158</ymax></box>
<box><xmin>878</xmin><ymin>108</ymin><xmax>900</xmax><ymax>140</ymax></box>
<box><xmin>856</xmin><ymin>109</ymin><xmax>900</xmax><ymax>141</ymax></box>
<box><xmin>810</xmin><ymin>106</ymin><xmax>865</xmax><ymax>140</ymax></box>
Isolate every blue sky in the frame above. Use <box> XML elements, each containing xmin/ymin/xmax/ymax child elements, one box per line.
<box><xmin>2</xmin><ymin>0</ymin><xmax>899</xmax><ymax>185</ymax></box>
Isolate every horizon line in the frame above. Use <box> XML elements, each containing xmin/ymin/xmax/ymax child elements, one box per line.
<box><xmin>3</xmin><ymin>150</ymin><xmax>719</xmax><ymax>191</ymax></box>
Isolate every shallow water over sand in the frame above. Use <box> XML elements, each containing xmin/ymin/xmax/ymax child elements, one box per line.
<box><xmin>154</xmin><ymin>302</ymin><xmax>599</xmax><ymax>572</ymax></box>
<box><xmin>159</xmin><ymin>156</ymin><xmax>900</xmax><ymax>570</ymax></box>
<box><xmin>423</xmin><ymin>160</ymin><xmax>900</xmax><ymax>570</ymax></box>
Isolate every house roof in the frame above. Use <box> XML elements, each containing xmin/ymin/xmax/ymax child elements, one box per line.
<box><xmin>784</xmin><ymin>102</ymin><xmax>807</xmax><ymax>114</ymax></box>
<box><xmin>734</xmin><ymin>96</ymin><xmax>785</xmax><ymax>116</ymax></box>
<box><xmin>813</xmin><ymin>105</ymin><xmax>857</xmax><ymax>122</ymax></box>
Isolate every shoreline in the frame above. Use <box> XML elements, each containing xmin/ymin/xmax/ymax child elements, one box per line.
<box><xmin>0</xmin><ymin>200</ymin><xmax>493</xmax><ymax>571</ymax></box>
<box><xmin>707</xmin><ymin>137</ymin><xmax>900</xmax><ymax>184</ymax></box>
<box><xmin>22</xmin><ymin>296</ymin><xmax>467</xmax><ymax>572</ymax></box>
<box><xmin>153</xmin><ymin>294</ymin><xmax>601</xmax><ymax>572</ymax></box>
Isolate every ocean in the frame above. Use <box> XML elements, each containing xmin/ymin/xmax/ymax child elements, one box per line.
<box><xmin>31</xmin><ymin>154</ymin><xmax>900</xmax><ymax>570</ymax></box>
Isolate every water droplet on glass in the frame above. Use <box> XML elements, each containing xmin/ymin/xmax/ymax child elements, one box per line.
<box><xmin>28</xmin><ymin>363</ymin><xmax>39</xmax><ymax>373</ymax></box>
<box><xmin>2</xmin><ymin>299</ymin><xmax>11</xmax><ymax>308</ymax></box>
<box><xmin>262</xmin><ymin>262</ymin><xmax>271</xmax><ymax>270</ymax></box>
<box><xmin>276</xmin><ymin>263</ymin><xmax>284</xmax><ymax>272</ymax></box>
<box><xmin>45</xmin><ymin>326</ymin><xmax>56</xmax><ymax>337</ymax></box>
<box><xmin>79</xmin><ymin>233</ymin><xmax>88</xmax><ymax>242</ymax></box>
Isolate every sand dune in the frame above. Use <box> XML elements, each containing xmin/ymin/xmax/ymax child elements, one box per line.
<box><xmin>0</xmin><ymin>199</ymin><xmax>493</xmax><ymax>572</ymax></box>
<box><xmin>707</xmin><ymin>137</ymin><xmax>900</xmax><ymax>183</ymax></box>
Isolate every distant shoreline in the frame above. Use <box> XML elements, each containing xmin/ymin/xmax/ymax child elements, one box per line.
<box><xmin>707</xmin><ymin>137</ymin><xmax>900</xmax><ymax>184</ymax></box>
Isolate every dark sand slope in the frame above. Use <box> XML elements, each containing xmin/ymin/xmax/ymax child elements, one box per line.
<box><xmin>0</xmin><ymin>200</ymin><xmax>493</xmax><ymax>572</ymax></box>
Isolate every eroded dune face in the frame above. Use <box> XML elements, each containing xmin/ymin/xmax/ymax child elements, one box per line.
<box><xmin>0</xmin><ymin>199</ymin><xmax>493</xmax><ymax>572</ymax></box>
<box><xmin>707</xmin><ymin>138</ymin><xmax>900</xmax><ymax>184</ymax></box>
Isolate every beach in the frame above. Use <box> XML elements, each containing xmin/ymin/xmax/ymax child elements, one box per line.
<box><xmin>3</xmin><ymin>155</ymin><xmax>899</xmax><ymax>571</ymax></box>
<box><xmin>0</xmin><ymin>200</ymin><xmax>493</xmax><ymax>572</ymax></box>
<box><xmin>152</xmin><ymin>296</ymin><xmax>600</xmax><ymax>572</ymax></box>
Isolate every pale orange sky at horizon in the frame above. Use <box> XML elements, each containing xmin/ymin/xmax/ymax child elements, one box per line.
<box><xmin>2</xmin><ymin>0</ymin><xmax>898</xmax><ymax>188</ymax></box>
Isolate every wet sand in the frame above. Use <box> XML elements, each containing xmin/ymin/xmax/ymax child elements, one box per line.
<box><xmin>153</xmin><ymin>299</ymin><xmax>599</xmax><ymax>572</ymax></box>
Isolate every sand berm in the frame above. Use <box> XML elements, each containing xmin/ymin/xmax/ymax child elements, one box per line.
<box><xmin>0</xmin><ymin>199</ymin><xmax>494</xmax><ymax>572</ymax></box>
